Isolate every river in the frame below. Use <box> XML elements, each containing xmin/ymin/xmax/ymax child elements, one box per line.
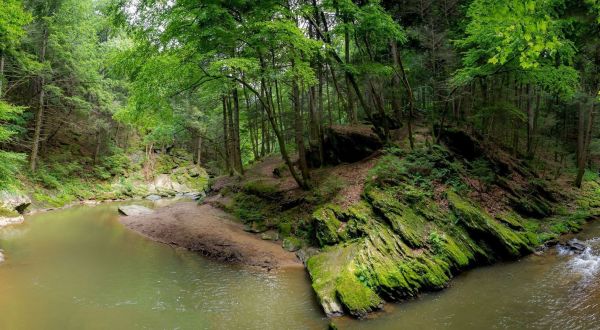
<box><xmin>0</xmin><ymin>203</ymin><xmax>599</xmax><ymax>329</ymax></box>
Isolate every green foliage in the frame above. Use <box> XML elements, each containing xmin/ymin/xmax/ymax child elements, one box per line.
<box><xmin>242</xmin><ymin>180</ymin><xmax>279</xmax><ymax>199</ymax></box>
<box><xmin>0</xmin><ymin>101</ymin><xmax>26</xmax><ymax>190</ymax></box>
<box><xmin>0</xmin><ymin>0</ymin><xmax>32</xmax><ymax>53</ymax></box>
<box><xmin>305</xmin><ymin>176</ymin><xmax>345</xmax><ymax>205</ymax></box>
<box><xmin>233</xmin><ymin>193</ymin><xmax>270</xmax><ymax>224</ymax></box>
<box><xmin>454</xmin><ymin>0</ymin><xmax>579</xmax><ymax>100</ymax></box>
<box><xmin>470</xmin><ymin>158</ymin><xmax>496</xmax><ymax>190</ymax></box>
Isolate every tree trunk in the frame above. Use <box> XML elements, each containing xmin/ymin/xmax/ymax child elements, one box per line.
<box><xmin>293</xmin><ymin>80</ymin><xmax>311</xmax><ymax>185</ymax></box>
<box><xmin>30</xmin><ymin>29</ymin><xmax>48</xmax><ymax>172</ymax></box>
<box><xmin>345</xmin><ymin>26</ymin><xmax>357</xmax><ymax>124</ymax></box>
<box><xmin>93</xmin><ymin>130</ymin><xmax>101</xmax><ymax>165</ymax></box>
<box><xmin>575</xmin><ymin>101</ymin><xmax>595</xmax><ymax>188</ymax></box>
<box><xmin>235</xmin><ymin>74</ymin><xmax>307</xmax><ymax>189</ymax></box>
<box><xmin>222</xmin><ymin>96</ymin><xmax>232</xmax><ymax>175</ymax></box>
<box><xmin>394</xmin><ymin>49</ymin><xmax>415</xmax><ymax>150</ymax></box>
<box><xmin>0</xmin><ymin>54</ymin><xmax>4</xmax><ymax>98</ymax></box>
<box><xmin>526</xmin><ymin>84</ymin><xmax>534</xmax><ymax>159</ymax></box>
<box><xmin>390</xmin><ymin>41</ymin><xmax>402</xmax><ymax>127</ymax></box>
<box><xmin>196</xmin><ymin>134</ymin><xmax>202</xmax><ymax>165</ymax></box>
<box><xmin>232</xmin><ymin>88</ymin><xmax>244</xmax><ymax>174</ymax></box>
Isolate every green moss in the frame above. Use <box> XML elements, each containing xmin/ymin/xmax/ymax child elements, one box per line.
<box><xmin>233</xmin><ymin>193</ymin><xmax>271</xmax><ymax>223</ymax></box>
<box><xmin>282</xmin><ymin>236</ymin><xmax>302</xmax><ymax>252</ymax></box>
<box><xmin>307</xmin><ymin>244</ymin><xmax>357</xmax><ymax>316</ymax></box>
<box><xmin>0</xmin><ymin>206</ymin><xmax>19</xmax><ymax>218</ymax></box>
<box><xmin>496</xmin><ymin>211</ymin><xmax>526</xmax><ymax>230</ymax></box>
<box><xmin>447</xmin><ymin>191</ymin><xmax>532</xmax><ymax>257</ymax></box>
<box><xmin>365</xmin><ymin>187</ymin><xmax>427</xmax><ymax>248</ymax></box>
<box><xmin>428</xmin><ymin>231</ymin><xmax>473</xmax><ymax>268</ymax></box>
<box><xmin>335</xmin><ymin>268</ymin><xmax>382</xmax><ymax>317</ymax></box>
<box><xmin>242</xmin><ymin>179</ymin><xmax>279</xmax><ymax>199</ymax></box>
<box><xmin>278</xmin><ymin>222</ymin><xmax>292</xmax><ymax>237</ymax></box>
<box><xmin>549</xmin><ymin>210</ymin><xmax>589</xmax><ymax>235</ymax></box>
<box><xmin>313</xmin><ymin>205</ymin><xmax>345</xmax><ymax>247</ymax></box>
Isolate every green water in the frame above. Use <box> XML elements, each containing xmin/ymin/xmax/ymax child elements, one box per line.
<box><xmin>0</xmin><ymin>204</ymin><xmax>327</xmax><ymax>329</ymax></box>
<box><xmin>1</xmin><ymin>204</ymin><xmax>599</xmax><ymax>329</ymax></box>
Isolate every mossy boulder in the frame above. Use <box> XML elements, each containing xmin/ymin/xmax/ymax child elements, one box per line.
<box><xmin>305</xmin><ymin>141</ymin><xmax>597</xmax><ymax>319</ymax></box>
<box><xmin>365</xmin><ymin>187</ymin><xmax>427</xmax><ymax>248</ymax></box>
<box><xmin>447</xmin><ymin>191</ymin><xmax>533</xmax><ymax>258</ymax></box>
<box><xmin>282</xmin><ymin>236</ymin><xmax>302</xmax><ymax>252</ymax></box>
<box><xmin>313</xmin><ymin>205</ymin><xmax>347</xmax><ymax>247</ymax></box>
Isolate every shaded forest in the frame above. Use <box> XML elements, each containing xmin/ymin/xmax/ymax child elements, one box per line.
<box><xmin>0</xmin><ymin>0</ymin><xmax>598</xmax><ymax>193</ymax></box>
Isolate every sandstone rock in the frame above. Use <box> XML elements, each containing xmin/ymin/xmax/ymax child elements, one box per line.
<box><xmin>118</xmin><ymin>205</ymin><xmax>154</xmax><ymax>216</ymax></box>
<box><xmin>0</xmin><ymin>191</ymin><xmax>32</xmax><ymax>214</ymax></box>
<box><xmin>282</xmin><ymin>237</ymin><xmax>302</xmax><ymax>252</ymax></box>
<box><xmin>0</xmin><ymin>215</ymin><xmax>24</xmax><ymax>227</ymax></box>
<box><xmin>145</xmin><ymin>194</ymin><xmax>162</xmax><ymax>201</ymax></box>
<box><xmin>261</xmin><ymin>231</ymin><xmax>279</xmax><ymax>241</ymax></box>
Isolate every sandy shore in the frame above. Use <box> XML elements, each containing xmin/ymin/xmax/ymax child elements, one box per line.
<box><xmin>119</xmin><ymin>201</ymin><xmax>301</xmax><ymax>270</ymax></box>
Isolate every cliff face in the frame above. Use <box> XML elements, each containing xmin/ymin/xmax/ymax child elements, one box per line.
<box><xmin>306</xmin><ymin>135</ymin><xmax>600</xmax><ymax>318</ymax></box>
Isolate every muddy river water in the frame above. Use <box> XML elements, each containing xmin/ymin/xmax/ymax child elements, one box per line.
<box><xmin>0</xmin><ymin>203</ymin><xmax>599</xmax><ymax>329</ymax></box>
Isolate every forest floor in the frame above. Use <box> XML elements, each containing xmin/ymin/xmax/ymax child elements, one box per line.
<box><xmin>120</xmin><ymin>201</ymin><xmax>302</xmax><ymax>270</ymax></box>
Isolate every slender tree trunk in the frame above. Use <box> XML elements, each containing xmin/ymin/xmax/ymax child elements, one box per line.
<box><xmin>196</xmin><ymin>134</ymin><xmax>202</xmax><ymax>165</ymax></box>
<box><xmin>0</xmin><ymin>54</ymin><xmax>4</xmax><ymax>98</ymax></box>
<box><xmin>235</xmin><ymin>74</ymin><xmax>307</xmax><ymax>188</ymax></box>
<box><xmin>526</xmin><ymin>84</ymin><xmax>535</xmax><ymax>159</ymax></box>
<box><xmin>243</xmin><ymin>86</ymin><xmax>260</xmax><ymax>160</ymax></box>
<box><xmin>344</xmin><ymin>26</ymin><xmax>357</xmax><ymax>124</ymax></box>
<box><xmin>93</xmin><ymin>130</ymin><xmax>101</xmax><ymax>165</ymax></box>
<box><xmin>232</xmin><ymin>88</ymin><xmax>244</xmax><ymax>174</ymax></box>
<box><xmin>390</xmin><ymin>41</ymin><xmax>402</xmax><ymax>128</ymax></box>
<box><xmin>30</xmin><ymin>29</ymin><xmax>48</xmax><ymax>172</ymax></box>
<box><xmin>394</xmin><ymin>50</ymin><xmax>415</xmax><ymax>149</ymax></box>
<box><xmin>222</xmin><ymin>96</ymin><xmax>232</xmax><ymax>175</ymax></box>
<box><xmin>293</xmin><ymin>80</ymin><xmax>311</xmax><ymax>184</ymax></box>
<box><xmin>575</xmin><ymin>101</ymin><xmax>595</xmax><ymax>188</ymax></box>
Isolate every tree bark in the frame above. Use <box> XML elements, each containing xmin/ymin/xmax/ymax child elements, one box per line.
<box><xmin>293</xmin><ymin>80</ymin><xmax>311</xmax><ymax>185</ymax></box>
<box><xmin>575</xmin><ymin>101</ymin><xmax>595</xmax><ymax>188</ymax></box>
<box><xmin>526</xmin><ymin>84</ymin><xmax>535</xmax><ymax>159</ymax></box>
<box><xmin>394</xmin><ymin>48</ymin><xmax>415</xmax><ymax>150</ymax></box>
<box><xmin>30</xmin><ymin>28</ymin><xmax>48</xmax><ymax>172</ymax></box>
<box><xmin>222</xmin><ymin>95</ymin><xmax>232</xmax><ymax>175</ymax></box>
<box><xmin>0</xmin><ymin>54</ymin><xmax>4</xmax><ymax>98</ymax></box>
<box><xmin>232</xmin><ymin>88</ymin><xmax>244</xmax><ymax>174</ymax></box>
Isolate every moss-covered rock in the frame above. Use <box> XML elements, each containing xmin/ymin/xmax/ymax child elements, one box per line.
<box><xmin>305</xmin><ymin>142</ymin><xmax>600</xmax><ymax>319</ymax></box>
<box><xmin>335</xmin><ymin>268</ymin><xmax>383</xmax><ymax>317</ymax></box>
<box><xmin>365</xmin><ymin>187</ymin><xmax>427</xmax><ymax>248</ymax></box>
<box><xmin>447</xmin><ymin>191</ymin><xmax>533</xmax><ymax>257</ymax></box>
<box><xmin>313</xmin><ymin>205</ymin><xmax>346</xmax><ymax>247</ymax></box>
<box><xmin>282</xmin><ymin>236</ymin><xmax>302</xmax><ymax>252</ymax></box>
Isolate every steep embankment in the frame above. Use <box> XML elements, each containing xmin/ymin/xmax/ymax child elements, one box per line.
<box><xmin>306</xmin><ymin>131</ymin><xmax>600</xmax><ymax>318</ymax></box>
<box><xmin>207</xmin><ymin>127</ymin><xmax>600</xmax><ymax>318</ymax></box>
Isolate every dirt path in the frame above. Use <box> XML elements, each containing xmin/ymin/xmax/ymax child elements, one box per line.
<box><xmin>120</xmin><ymin>201</ymin><xmax>301</xmax><ymax>270</ymax></box>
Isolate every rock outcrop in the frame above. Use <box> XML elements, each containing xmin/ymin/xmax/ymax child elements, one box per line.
<box><xmin>307</xmin><ymin>125</ymin><xmax>383</xmax><ymax>167</ymax></box>
<box><xmin>0</xmin><ymin>191</ymin><xmax>30</xmax><ymax>227</ymax></box>
<box><xmin>306</xmin><ymin>141</ymin><xmax>600</xmax><ymax>318</ymax></box>
<box><xmin>118</xmin><ymin>205</ymin><xmax>154</xmax><ymax>216</ymax></box>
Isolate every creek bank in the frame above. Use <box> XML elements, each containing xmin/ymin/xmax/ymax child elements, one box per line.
<box><xmin>119</xmin><ymin>201</ymin><xmax>302</xmax><ymax>270</ymax></box>
<box><xmin>207</xmin><ymin>128</ymin><xmax>600</xmax><ymax>319</ymax></box>
<box><xmin>304</xmin><ymin>133</ymin><xmax>600</xmax><ymax>318</ymax></box>
<box><xmin>0</xmin><ymin>156</ymin><xmax>210</xmax><ymax>227</ymax></box>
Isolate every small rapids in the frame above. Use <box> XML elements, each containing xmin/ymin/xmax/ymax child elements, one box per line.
<box><xmin>557</xmin><ymin>237</ymin><xmax>600</xmax><ymax>281</ymax></box>
<box><xmin>0</xmin><ymin>250</ymin><xmax>4</xmax><ymax>263</ymax></box>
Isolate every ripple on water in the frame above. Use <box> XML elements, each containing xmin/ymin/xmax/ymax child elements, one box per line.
<box><xmin>558</xmin><ymin>238</ymin><xmax>600</xmax><ymax>282</ymax></box>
